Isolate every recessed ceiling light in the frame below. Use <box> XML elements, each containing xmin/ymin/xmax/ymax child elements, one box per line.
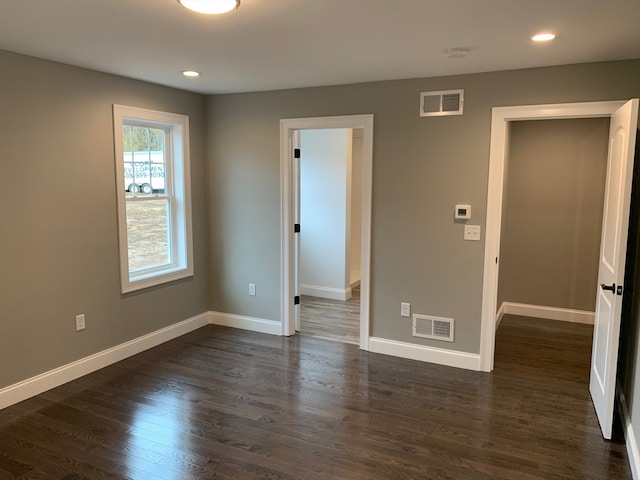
<box><xmin>177</xmin><ymin>0</ymin><xmax>240</xmax><ymax>14</ymax></box>
<box><xmin>532</xmin><ymin>33</ymin><xmax>556</xmax><ymax>42</ymax></box>
<box><xmin>182</xmin><ymin>70</ymin><xmax>201</xmax><ymax>77</ymax></box>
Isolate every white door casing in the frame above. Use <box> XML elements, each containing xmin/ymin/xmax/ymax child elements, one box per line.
<box><xmin>280</xmin><ymin>114</ymin><xmax>374</xmax><ymax>349</ymax></box>
<box><xmin>480</xmin><ymin>100</ymin><xmax>630</xmax><ymax>373</ymax></box>
<box><xmin>590</xmin><ymin>99</ymin><xmax>639</xmax><ymax>440</ymax></box>
<box><xmin>293</xmin><ymin>131</ymin><xmax>301</xmax><ymax>332</ymax></box>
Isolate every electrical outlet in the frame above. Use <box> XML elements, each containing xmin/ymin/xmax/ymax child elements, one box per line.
<box><xmin>464</xmin><ymin>225</ymin><xmax>481</xmax><ymax>241</ymax></box>
<box><xmin>401</xmin><ymin>302</ymin><xmax>411</xmax><ymax>318</ymax></box>
<box><xmin>75</xmin><ymin>314</ymin><xmax>86</xmax><ymax>331</ymax></box>
<box><xmin>249</xmin><ymin>283</ymin><xmax>256</xmax><ymax>296</ymax></box>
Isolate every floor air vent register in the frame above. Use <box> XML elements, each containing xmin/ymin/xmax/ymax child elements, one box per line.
<box><xmin>413</xmin><ymin>314</ymin><xmax>454</xmax><ymax>342</ymax></box>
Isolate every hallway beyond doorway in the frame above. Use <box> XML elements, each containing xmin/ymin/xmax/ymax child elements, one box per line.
<box><xmin>299</xmin><ymin>287</ymin><xmax>360</xmax><ymax>344</ymax></box>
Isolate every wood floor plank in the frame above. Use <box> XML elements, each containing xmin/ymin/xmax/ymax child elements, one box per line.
<box><xmin>300</xmin><ymin>287</ymin><xmax>360</xmax><ymax>344</ymax></box>
<box><xmin>0</xmin><ymin>313</ymin><xmax>632</xmax><ymax>479</ymax></box>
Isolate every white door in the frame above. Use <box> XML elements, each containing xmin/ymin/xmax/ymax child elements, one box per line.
<box><xmin>590</xmin><ymin>98</ymin><xmax>639</xmax><ymax>439</ymax></box>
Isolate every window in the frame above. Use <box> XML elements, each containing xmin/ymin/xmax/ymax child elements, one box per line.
<box><xmin>113</xmin><ymin>105</ymin><xmax>193</xmax><ymax>293</ymax></box>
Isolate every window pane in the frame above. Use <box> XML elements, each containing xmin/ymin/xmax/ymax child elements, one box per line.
<box><xmin>151</xmin><ymin>163</ymin><xmax>166</xmax><ymax>194</ymax></box>
<box><xmin>123</xmin><ymin>125</ymin><xmax>166</xmax><ymax>195</ymax></box>
<box><xmin>126</xmin><ymin>199</ymin><xmax>170</xmax><ymax>271</ymax></box>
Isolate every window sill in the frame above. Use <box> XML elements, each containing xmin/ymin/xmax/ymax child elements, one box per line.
<box><xmin>122</xmin><ymin>265</ymin><xmax>194</xmax><ymax>294</ymax></box>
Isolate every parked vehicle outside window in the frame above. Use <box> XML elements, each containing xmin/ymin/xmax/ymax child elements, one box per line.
<box><xmin>123</xmin><ymin>151</ymin><xmax>166</xmax><ymax>194</ymax></box>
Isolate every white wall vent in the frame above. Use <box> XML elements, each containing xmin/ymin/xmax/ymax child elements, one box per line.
<box><xmin>412</xmin><ymin>314</ymin><xmax>454</xmax><ymax>342</ymax></box>
<box><xmin>420</xmin><ymin>89</ymin><xmax>464</xmax><ymax>117</ymax></box>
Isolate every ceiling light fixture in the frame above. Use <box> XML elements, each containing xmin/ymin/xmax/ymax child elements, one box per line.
<box><xmin>531</xmin><ymin>32</ymin><xmax>556</xmax><ymax>42</ymax></box>
<box><xmin>182</xmin><ymin>70</ymin><xmax>201</xmax><ymax>77</ymax></box>
<box><xmin>177</xmin><ymin>0</ymin><xmax>240</xmax><ymax>14</ymax></box>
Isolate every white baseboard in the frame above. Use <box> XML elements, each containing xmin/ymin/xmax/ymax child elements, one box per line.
<box><xmin>209</xmin><ymin>312</ymin><xmax>282</xmax><ymax>336</ymax></box>
<box><xmin>0</xmin><ymin>309</ymin><xmax>485</xmax><ymax>412</ymax></box>
<box><xmin>496</xmin><ymin>303</ymin><xmax>506</xmax><ymax>330</ymax></box>
<box><xmin>368</xmin><ymin>337</ymin><xmax>481</xmax><ymax>371</ymax></box>
<box><xmin>300</xmin><ymin>284</ymin><xmax>352</xmax><ymax>301</ymax></box>
<box><xmin>500</xmin><ymin>302</ymin><xmax>595</xmax><ymax>325</ymax></box>
<box><xmin>618</xmin><ymin>386</ymin><xmax>640</xmax><ymax>480</ymax></box>
<box><xmin>0</xmin><ymin>312</ymin><xmax>210</xmax><ymax>411</ymax></box>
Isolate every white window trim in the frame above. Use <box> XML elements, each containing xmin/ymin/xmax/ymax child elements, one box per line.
<box><xmin>113</xmin><ymin>105</ymin><xmax>194</xmax><ymax>293</ymax></box>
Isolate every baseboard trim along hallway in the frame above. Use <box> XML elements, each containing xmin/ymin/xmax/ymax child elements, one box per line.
<box><xmin>496</xmin><ymin>302</ymin><xmax>595</xmax><ymax>330</ymax></box>
<box><xmin>300</xmin><ymin>284</ymin><xmax>352</xmax><ymax>301</ymax></box>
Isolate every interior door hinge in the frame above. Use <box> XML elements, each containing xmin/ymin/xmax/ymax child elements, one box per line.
<box><xmin>294</xmin><ymin>224</ymin><xmax>301</xmax><ymax>233</ymax></box>
<box><xmin>294</xmin><ymin>148</ymin><xmax>301</xmax><ymax>159</ymax></box>
<box><xmin>294</xmin><ymin>295</ymin><xmax>300</xmax><ymax>305</ymax></box>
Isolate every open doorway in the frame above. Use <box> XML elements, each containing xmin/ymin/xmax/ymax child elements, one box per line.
<box><xmin>496</xmin><ymin>118</ymin><xmax>609</xmax><ymax>326</ymax></box>
<box><xmin>297</xmin><ymin>128</ymin><xmax>363</xmax><ymax>344</ymax></box>
<box><xmin>493</xmin><ymin>117</ymin><xmax>609</xmax><ymax>394</ymax></box>
<box><xmin>480</xmin><ymin>101</ymin><xmax>636</xmax><ymax>370</ymax></box>
<box><xmin>480</xmin><ymin>99</ymin><xmax>639</xmax><ymax>440</ymax></box>
<box><xmin>280</xmin><ymin>114</ymin><xmax>374</xmax><ymax>350</ymax></box>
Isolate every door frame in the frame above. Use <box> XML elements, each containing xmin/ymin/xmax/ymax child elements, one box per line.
<box><xmin>479</xmin><ymin>100</ymin><xmax>627</xmax><ymax>372</ymax></box>
<box><xmin>280</xmin><ymin>114</ymin><xmax>374</xmax><ymax>349</ymax></box>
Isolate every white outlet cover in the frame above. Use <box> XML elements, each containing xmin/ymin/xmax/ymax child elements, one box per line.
<box><xmin>464</xmin><ymin>225</ymin><xmax>481</xmax><ymax>241</ymax></box>
<box><xmin>75</xmin><ymin>314</ymin><xmax>86</xmax><ymax>331</ymax></box>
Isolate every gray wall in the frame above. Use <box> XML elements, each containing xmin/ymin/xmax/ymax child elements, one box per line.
<box><xmin>3</xmin><ymin>47</ymin><xmax>640</xmax><ymax>454</ymax></box>
<box><xmin>299</xmin><ymin>129</ymin><xmax>350</xmax><ymax>295</ymax></box>
<box><xmin>0</xmin><ymin>50</ymin><xmax>209</xmax><ymax>389</ymax></box>
<box><xmin>497</xmin><ymin>119</ymin><xmax>609</xmax><ymax>311</ymax></box>
<box><xmin>207</xmin><ymin>60</ymin><xmax>640</xmax><ymax>354</ymax></box>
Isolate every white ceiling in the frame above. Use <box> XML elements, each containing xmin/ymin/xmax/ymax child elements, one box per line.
<box><xmin>0</xmin><ymin>0</ymin><xmax>639</xmax><ymax>95</ymax></box>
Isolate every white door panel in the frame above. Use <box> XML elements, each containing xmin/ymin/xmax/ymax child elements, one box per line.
<box><xmin>600</xmin><ymin>134</ymin><xmax>622</xmax><ymax>273</ymax></box>
<box><xmin>592</xmin><ymin>290</ymin><xmax>612</xmax><ymax>392</ymax></box>
<box><xmin>590</xmin><ymin>98</ymin><xmax>638</xmax><ymax>440</ymax></box>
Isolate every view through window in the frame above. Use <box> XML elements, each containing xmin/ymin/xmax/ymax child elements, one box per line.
<box><xmin>123</xmin><ymin>125</ymin><xmax>171</xmax><ymax>271</ymax></box>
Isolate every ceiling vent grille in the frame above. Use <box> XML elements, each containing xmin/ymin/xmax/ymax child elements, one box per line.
<box><xmin>413</xmin><ymin>314</ymin><xmax>454</xmax><ymax>342</ymax></box>
<box><xmin>420</xmin><ymin>89</ymin><xmax>464</xmax><ymax>117</ymax></box>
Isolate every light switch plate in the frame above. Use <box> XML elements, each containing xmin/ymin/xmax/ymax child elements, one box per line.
<box><xmin>464</xmin><ymin>225</ymin><xmax>481</xmax><ymax>241</ymax></box>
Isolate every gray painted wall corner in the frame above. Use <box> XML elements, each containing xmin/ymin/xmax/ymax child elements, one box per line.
<box><xmin>0</xmin><ymin>49</ymin><xmax>209</xmax><ymax>388</ymax></box>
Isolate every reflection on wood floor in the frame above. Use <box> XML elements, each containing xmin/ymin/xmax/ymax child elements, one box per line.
<box><xmin>299</xmin><ymin>286</ymin><xmax>360</xmax><ymax>344</ymax></box>
<box><xmin>0</xmin><ymin>313</ymin><xmax>630</xmax><ymax>479</ymax></box>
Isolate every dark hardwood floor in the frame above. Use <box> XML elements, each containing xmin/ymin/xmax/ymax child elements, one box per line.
<box><xmin>0</xmin><ymin>314</ymin><xmax>632</xmax><ymax>479</ymax></box>
<box><xmin>299</xmin><ymin>287</ymin><xmax>360</xmax><ymax>344</ymax></box>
